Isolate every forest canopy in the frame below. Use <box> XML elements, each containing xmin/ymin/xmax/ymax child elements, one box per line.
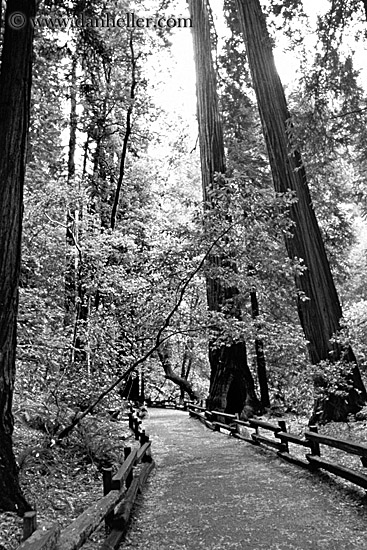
<box><xmin>2</xmin><ymin>0</ymin><xmax>367</xmax><ymax>513</ymax></box>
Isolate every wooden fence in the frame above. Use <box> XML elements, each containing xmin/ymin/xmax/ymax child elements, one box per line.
<box><xmin>188</xmin><ymin>403</ymin><xmax>367</xmax><ymax>492</ymax></box>
<box><xmin>148</xmin><ymin>400</ymin><xmax>188</xmax><ymax>410</ymax></box>
<box><xmin>18</xmin><ymin>411</ymin><xmax>154</xmax><ymax>550</ymax></box>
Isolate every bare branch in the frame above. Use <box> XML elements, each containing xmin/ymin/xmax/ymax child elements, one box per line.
<box><xmin>331</xmin><ymin>106</ymin><xmax>367</xmax><ymax>119</ymax></box>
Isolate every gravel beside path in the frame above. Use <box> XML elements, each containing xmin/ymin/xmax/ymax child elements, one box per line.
<box><xmin>122</xmin><ymin>409</ymin><xmax>367</xmax><ymax>549</ymax></box>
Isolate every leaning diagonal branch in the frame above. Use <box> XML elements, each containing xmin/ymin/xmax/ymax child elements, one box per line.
<box><xmin>56</xmin><ymin>225</ymin><xmax>234</xmax><ymax>439</ymax></box>
<box><xmin>154</xmin><ymin>224</ymin><xmax>235</xmax><ymax>348</ymax></box>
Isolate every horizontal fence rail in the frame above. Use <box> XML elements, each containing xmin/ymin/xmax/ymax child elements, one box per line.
<box><xmin>18</xmin><ymin>410</ymin><xmax>154</xmax><ymax>550</ymax></box>
<box><xmin>148</xmin><ymin>399</ymin><xmax>187</xmax><ymax>410</ymax></box>
<box><xmin>187</xmin><ymin>402</ymin><xmax>367</xmax><ymax>490</ymax></box>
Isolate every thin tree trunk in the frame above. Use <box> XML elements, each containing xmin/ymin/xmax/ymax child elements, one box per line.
<box><xmin>65</xmin><ymin>60</ymin><xmax>89</xmax><ymax>363</ymax></box>
<box><xmin>65</xmin><ymin>55</ymin><xmax>77</xmax><ymax>329</ymax></box>
<box><xmin>180</xmin><ymin>340</ymin><xmax>194</xmax><ymax>402</ymax></box>
<box><xmin>90</xmin><ymin>95</ymin><xmax>108</xmax><ymax>227</ymax></box>
<box><xmin>179</xmin><ymin>347</ymin><xmax>189</xmax><ymax>402</ymax></box>
<box><xmin>0</xmin><ymin>0</ymin><xmax>35</xmax><ymax>514</ymax></box>
<box><xmin>188</xmin><ymin>0</ymin><xmax>262</xmax><ymax>417</ymax></box>
<box><xmin>110</xmin><ymin>32</ymin><xmax>138</xmax><ymax>230</ymax></box>
<box><xmin>236</xmin><ymin>0</ymin><xmax>367</xmax><ymax>421</ymax></box>
<box><xmin>250</xmin><ymin>289</ymin><xmax>270</xmax><ymax>408</ymax></box>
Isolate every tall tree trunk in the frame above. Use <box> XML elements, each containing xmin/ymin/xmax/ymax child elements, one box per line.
<box><xmin>0</xmin><ymin>0</ymin><xmax>35</xmax><ymax>514</ymax></box>
<box><xmin>188</xmin><ymin>0</ymin><xmax>262</xmax><ymax>417</ymax></box>
<box><xmin>64</xmin><ymin>56</ymin><xmax>77</xmax><ymax>330</ymax></box>
<box><xmin>66</xmin><ymin>58</ymin><xmax>90</xmax><ymax>364</ymax></box>
<box><xmin>110</xmin><ymin>32</ymin><xmax>138</xmax><ymax>230</ymax></box>
<box><xmin>236</xmin><ymin>0</ymin><xmax>367</xmax><ymax>422</ymax></box>
<box><xmin>250</xmin><ymin>289</ymin><xmax>270</xmax><ymax>408</ymax></box>
<box><xmin>180</xmin><ymin>339</ymin><xmax>194</xmax><ymax>402</ymax></box>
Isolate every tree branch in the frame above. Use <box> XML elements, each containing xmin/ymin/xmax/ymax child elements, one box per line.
<box><xmin>331</xmin><ymin>106</ymin><xmax>367</xmax><ymax>119</ymax></box>
<box><xmin>56</xmin><ymin>225</ymin><xmax>234</xmax><ymax>439</ymax></box>
<box><xmin>157</xmin><ymin>341</ymin><xmax>199</xmax><ymax>400</ymax></box>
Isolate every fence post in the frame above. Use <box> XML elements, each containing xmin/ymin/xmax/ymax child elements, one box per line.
<box><xmin>124</xmin><ymin>447</ymin><xmax>132</xmax><ymax>462</ymax></box>
<box><xmin>124</xmin><ymin>447</ymin><xmax>134</xmax><ymax>488</ymax></box>
<box><xmin>140</xmin><ymin>429</ymin><xmax>146</xmax><ymax>445</ymax></box>
<box><xmin>134</xmin><ymin>418</ymin><xmax>141</xmax><ymax>440</ymax></box>
<box><xmin>234</xmin><ymin>413</ymin><xmax>240</xmax><ymax>434</ymax></box>
<box><xmin>142</xmin><ymin>433</ymin><xmax>151</xmax><ymax>462</ymax></box>
<box><xmin>23</xmin><ymin>511</ymin><xmax>37</xmax><ymax>541</ymax></box>
<box><xmin>102</xmin><ymin>467</ymin><xmax>112</xmax><ymax>496</ymax></box>
<box><xmin>102</xmin><ymin>467</ymin><xmax>114</xmax><ymax>529</ymax></box>
<box><xmin>278</xmin><ymin>420</ymin><xmax>289</xmax><ymax>453</ymax></box>
<box><xmin>128</xmin><ymin>412</ymin><xmax>134</xmax><ymax>430</ymax></box>
<box><xmin>308</xmin><ymin>425</ymin><xmax>320</xmax><ymax>456</ymax></box>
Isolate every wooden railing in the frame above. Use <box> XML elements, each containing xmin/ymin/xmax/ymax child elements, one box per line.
<box><xmin>148</xmin><ymin>399</ymin><xmax>195</xmax><ymax>410</ymax></box>
<box><xmin>188</xmin><ymin>403</ymin><xmax>367</xmax><ymax>491</ymax></box>
<box><xmin>304</xmin><ymin>431</ymin><xmax>367</xmax><ymax>489</ymax></box>
<box><xmin>148</xmin><ymin>400</ymin><xmax>182</xmax><ymax>409</ymax></box>
<box><xmin>18</xmin><ymin>411</ymin><xmax>154</xmax><ymax>550</ymax></box>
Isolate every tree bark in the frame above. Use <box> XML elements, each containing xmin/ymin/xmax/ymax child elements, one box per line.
<box><xmin>0</xmin><ymin>0</ymin><xmax>35</xmax><ymax>513</ymax></box>
<box><xmin>64</xmin><ymin>55</ymin><xmax>78</xmax><ymax>329</ymax></box>
<box><xmin>188</xmin><ymin>0</ymin><xmax>262</xmax><ymax>417</ymax></box>
<box><xmin>236</xmin><ymin>0</ymin><xmax>367</xmax><ymax>421</ymax></box>
<box><xmin>250</xmin><ymin>289</ymin><xmax>270</xmax><ymax>408</ymax></box>
<box><xmin>157</xmin><ymin>342</ymin><xmax>199</xmax><ymax>401</ymax></box>
<box><xmin>110</xmin><ymin>32</ymin><xmax>138</xmax><ymax>230</ymax></box>
<box><xmin>180</xmin><ymin>339</ymin><xmax>194</xmax><ymax>402</ymax></box>
<box><xmin>362</xmin><ymin>0</ymin><xmax>367</xmax><ymax>21</ymax></box>
<box><xmin>208</xmin><ymin>341</ymin><xmax>260</xmax><ymax>415</ymax></box>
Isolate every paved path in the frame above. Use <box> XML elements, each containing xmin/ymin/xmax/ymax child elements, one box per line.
<box><xmin>123</xmin><ymin>409</ymin><xmax>367</xmax><ymax>549</ymax></box>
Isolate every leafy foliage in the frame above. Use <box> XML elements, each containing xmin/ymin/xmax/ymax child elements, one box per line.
<box><xmin>11</xmin><ymin>0</ymin><xmax>367</xmax><ymax>443</ymax></box>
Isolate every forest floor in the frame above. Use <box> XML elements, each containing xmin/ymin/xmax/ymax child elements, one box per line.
<box><xmin>2</xmin><ymin>408</ymin><xmax>367</xmax><ymax>548</ymax></box>
<box><xmin>0</xmin><ymin>400</ymin><xmax>135</xmax><ymax>550</ymax></box>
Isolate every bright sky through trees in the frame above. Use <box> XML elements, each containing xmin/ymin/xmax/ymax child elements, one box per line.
<box><xmin>155</xmin><ymin>0</ymin><xmax>367</xmax><ymax>124</ymax></box>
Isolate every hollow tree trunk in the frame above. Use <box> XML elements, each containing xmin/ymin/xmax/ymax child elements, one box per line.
<box><xmin>0</xmin><ymin>0</ymin><xmax>35</xmax><ymax>514</ymax></box>
<box><xmin>209</xmin><ymin>341</ymin><xmax>260</xmax><ymax>415</ymax></box>
<box><xmin>188</xmin><ymin>0</ymin><xmax>262</xmax><ymax>417</ymax></box>
<box><xmin>236</xmin><ymin>0</ymin><xmax>367</xmax><ymax>422</ymax></box>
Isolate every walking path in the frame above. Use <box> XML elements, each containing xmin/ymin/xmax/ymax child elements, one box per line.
<box><xmin>122</xmin><ymin>409</ymin><xmax>367</xmax><ymax>549</ymax></box>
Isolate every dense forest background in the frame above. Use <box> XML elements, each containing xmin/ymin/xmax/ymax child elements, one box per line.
<box><xmin>2</xmin><ymin>0</ymin><xmax>367</xmax><ymax>514</ymax></box>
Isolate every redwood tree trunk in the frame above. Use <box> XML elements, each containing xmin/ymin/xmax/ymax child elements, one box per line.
<box><xmin>188</xmin><ymin>0</ymin><xmax>262</xmax><ymax>417</ymax></box>
<box><xmin>250</xmin><ymin>289</ymin><xmax>270</xmax><ymax>408</ymax></box>
<box><xmin>0</xmin><ymin>0</ymin><xmax>35</xmax><ymax>513</ymax></box>
<box><xmin>236</xmin><ymin>0</ymin><xmax>367</xmax><ymax>421</ymax></box>
<box><xmin>209</xmin><ymin>342</ymin><xmax>260</xmax><ymax>415</ymax></box>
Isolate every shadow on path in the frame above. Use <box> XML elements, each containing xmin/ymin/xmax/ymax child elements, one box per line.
<box><xmin>122</xmin><ymin>409</ymin><xmax>367</xmax><ymax>549</ymax></box>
